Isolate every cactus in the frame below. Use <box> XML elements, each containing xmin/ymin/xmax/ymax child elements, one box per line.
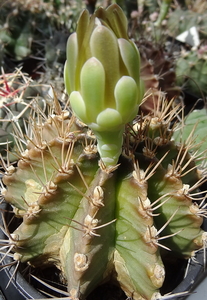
<box><xmin>173</xmin><ymin>108</ymin><xmax>207</xmax><ymax>166</ymax></box>
<box><xmin>167</xmin><ymin>6</ymin><xmax>207</xmax><ymax>40</ymax></box>
<box><xmin>0</xmin><ymin>68</ymin><xmax>52</xmax><ymax>161</ymax></box>
<box><xmin>1</xmin><ymin>90</ymin><xmax>206</xmax><ymax>300</ymax></box>
<box><xmin>0</xmin><ymin>0</ymin><xmax>84</xmax><ymax>75</ymax></box>
<box><xmin>1</xmin><ymin>4</ymin><xmax>207</xmax><ymax>300</ymax></box>
<box><xmin>176</xmin><ymin>46</ymin><xmax>207</xmax><ymax>97</ymax></box>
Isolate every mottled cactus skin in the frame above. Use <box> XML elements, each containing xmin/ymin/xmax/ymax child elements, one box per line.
<box><xmin>1</xmin><ymin>96</ymin><xmax>207</xmax><ymax>300</ymax></box>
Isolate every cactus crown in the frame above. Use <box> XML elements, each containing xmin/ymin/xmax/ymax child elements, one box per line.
<box><xmin>64</xmin><ymin>4</ymin><xmax>144</xmax><ymax>166</ymax></box>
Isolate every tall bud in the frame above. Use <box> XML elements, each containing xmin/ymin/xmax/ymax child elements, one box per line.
<box><xmin>64</xmin><ymin>4</ymin><xmax>144</xmax><ymax>166</ymax></box>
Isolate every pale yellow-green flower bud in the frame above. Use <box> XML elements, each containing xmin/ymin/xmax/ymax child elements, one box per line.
<box><xmin>64</xmin><ymin>4</ymin><xmax>144</xmax><ymax>166</ymax></box>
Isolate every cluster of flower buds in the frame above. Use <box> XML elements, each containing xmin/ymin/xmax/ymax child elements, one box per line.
<box><xmin>64</xmin><ymin>4</ymin><xmax>143</xmax><ymax>166</ymax></box>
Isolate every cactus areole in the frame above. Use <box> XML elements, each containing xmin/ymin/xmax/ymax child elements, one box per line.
<box><xmin>1</xmin><ymin>4</ymin><xmax>207</xmax><ymax>300</ymax></box>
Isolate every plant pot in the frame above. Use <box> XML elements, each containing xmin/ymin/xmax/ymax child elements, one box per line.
<box><xmin>0</xmin><ymin>258</ymin><xmax>45</xmax><ymax>300</ymax></box>
<box><xmin>1</xmin><ymin>200</ymin><xmax>207</xmax><ymax>300</ymax></box>
<box><xmin>169</xmin><ymin>250</ymin><xmax>207</xmax><ymax>299</ymax></box>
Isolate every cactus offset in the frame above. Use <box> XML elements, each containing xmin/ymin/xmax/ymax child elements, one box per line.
<box><xmin>1</xmin><ymin>4</ymin><xmax>207</xmax><ymax>300</ymax></box>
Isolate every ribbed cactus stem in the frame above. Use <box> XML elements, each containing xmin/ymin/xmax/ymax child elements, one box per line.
<box><xmin>61</xmin><ymin>168</ymin><xmax>116</xmax><ymax>298</ymax></box>
<box><xmin>148</xmin><ymin>163</ymin><xmax>205</xmax><ymax>257</ymax></box>
<box><xmin>114</xmin><ymin>160</ymin><xmax>165</xmax><ymax>300</ymax></box>
<box><xmin>1</xmin><ymin>99</ymin><xmax>207</xmax><ymax>300</ymax></box>
<box><xmin>2</xmin><ymin>112</ymin><xmax>100</xmax><ymax>267</ymax></box>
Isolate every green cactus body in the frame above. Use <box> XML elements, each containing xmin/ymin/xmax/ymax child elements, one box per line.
<box><xmin>173</xmin><ymin>108</ymin><xmax>207</xmax><ymax>166</ymax></box>
<box><xmin>115</xmin><ymin>161</ymin><xmax>165</xmax><ymax>300</ymax></box>
<box><xmin>1</xmin><ymin>4</ymin><xmax>207</xmax><ymax>300</ymax></box>
<box><xmin>176</xmin><ymin>46</ymin><xmax>207</xmax><ymax>97</ymax></box>
<box><xmin>2</xmin><ymin>109</ymin><xmax>116</xmax><ymax>298</ymax></box>
<box><xmin>167</xmin><ymin>8</ymin><xmax>207</xmax><ymax>40</ymax></box>
<box><xmin>2</xmin><ymin>113</ymin><xmax>99</xmax><ymax>265</ymax></box>
<box><xmin>147</xmin><ymin>161</ymin><xmax>204</xmax><ymax>257</ymax></box>
<box><xmin>62</xmin><ymin>169</ymin><xmax>116</xmax><ymax>299</ymax></box>
<box><xmin>2</xmin><ymin>101</ymin><xmax>207</xmax><ymax>300</ymax></box>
